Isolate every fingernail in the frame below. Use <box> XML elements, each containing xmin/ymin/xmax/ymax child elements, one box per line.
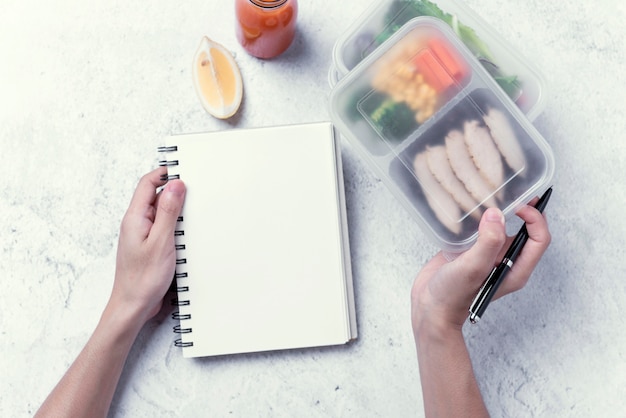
<box><xmin>485</xmin><ymin>208</ymin><xmax>504</xmax><ymax>225</ymax></box>
<box><xmin>165</xmin><ymin>180</ymin><xmax>185</xmax><ymax>197</ymax></box>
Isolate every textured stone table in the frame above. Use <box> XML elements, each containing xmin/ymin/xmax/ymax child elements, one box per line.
<box><xmin>2</xmin><ymin>0</ymin><xmax>625</xmax><ymax>416</ymax></box>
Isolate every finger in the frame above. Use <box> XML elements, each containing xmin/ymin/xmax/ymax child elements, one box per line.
<box><xmin>150</xmin><ymin>179</ymin><xmax>186</xmax><ymax>246</ymax></box>
<box><xmin>127</xmin><ymin>167</ymin><xmax>168</xmax><ymax>217</ymax></box>
<box><xmin>120</xmin><ymin>168</ymin><xmax>167</xmax><ymax>239</ymax></box>
<box><xmin>441</xmin><ymin>208</ymin><xmax>507</xmax><ymax>292</ymax></box>
<box><xmin>493</xmin><ymin>196</ymin><xmax>540</xmax><ymax>260</ymax></box>
<box><xmin>518</xmin><ymin>205</ymin><xmax>551</xmax><ymax>249</ymax></box>
<box><xmin>493</xmin><ymin>205</ymin><xmax>551</xmax><ymax>298</ymax></box>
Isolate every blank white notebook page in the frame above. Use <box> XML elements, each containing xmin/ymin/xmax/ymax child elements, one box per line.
<box><xmin>169</xmin><ymin>122</ymin><xmax>354</xmax><ymax>357</ymax></box>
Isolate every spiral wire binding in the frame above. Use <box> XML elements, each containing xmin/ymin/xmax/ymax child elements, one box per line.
<box><xmin>159</xmin><ymin>145</ymin><xmax>194</xmax><ymax>348</ymax></box>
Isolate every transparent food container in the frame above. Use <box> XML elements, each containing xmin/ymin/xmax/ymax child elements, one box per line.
<box><xmin>329</xmin><ymin>17</ymin><xmax>555</xmax><ymax>253</ymax></box>
<box><xmin>329</xmin><ymin>0</ymin><xmax>547</xmax><ymax>121</ymax></box>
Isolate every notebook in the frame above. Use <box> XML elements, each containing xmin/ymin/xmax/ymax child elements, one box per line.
<box><xmin>159</xmin><ymin>122</ymin><xmax>357</xmax><ymax>358</ymax></box>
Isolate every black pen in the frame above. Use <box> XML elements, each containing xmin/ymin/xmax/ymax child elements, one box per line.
<box><xmin>468</xmin><ymin>187</ymin><xmax>553</xmax><ymax>324</ymax></box>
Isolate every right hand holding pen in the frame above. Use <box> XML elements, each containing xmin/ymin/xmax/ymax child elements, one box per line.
<box><xmin>411</xmin><ymin>204</ymin><xmax>551</xmax><ymax>334</ymax></box>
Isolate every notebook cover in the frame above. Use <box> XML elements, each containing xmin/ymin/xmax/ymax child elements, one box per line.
<box><xmin>162</xmin><ymin>122</ymin><xmax>356</xmax><ymax>358</ymax></box>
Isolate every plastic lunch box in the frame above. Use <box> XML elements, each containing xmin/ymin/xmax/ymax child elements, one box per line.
<box><xmin>329</xmin><ymin>0</ymin><xmax>547</xmax><ymax>121</ymax></box>
<box><xmin>329</xmin><ymin>17</ymin><xmax>554</xmax><ymax>253</ymax></box>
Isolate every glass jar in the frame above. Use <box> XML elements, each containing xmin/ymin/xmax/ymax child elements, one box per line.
<box><xmin>235</xmin><ymin>0</ymin><xmax>298</xmax><ymax>59</ymax></box>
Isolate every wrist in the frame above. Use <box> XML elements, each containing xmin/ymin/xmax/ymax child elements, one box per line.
<box><xmin>413</xmin><ymin>311</ymin><xmax>489</xmax><ymax>418</ymax></box>
<box><xmin>412</xmin><ymin>306</ymin><xmax>465</xmax><ymax>347</ymax></box>
<box><xmin>109</xmin><ymin>268</ymin><xmax>169</xmax><ymax>328</ymax></box>
<box><xmin>101</xmin><ymin>295</ymin><xmax>148</xmax><ymax>342</ymax></box>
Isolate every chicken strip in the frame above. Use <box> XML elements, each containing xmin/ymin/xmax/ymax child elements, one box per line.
<box><xmin>445</xmin><ymin>129</ymin><xmax>498</xmax><ymax>208</ymax></box>
<box><xmin>483</xmin><ymin>108</ymin><xmax>527</xmax><ymax>176</ymax></box>
<box><xmin>413</xmin><ymin>151</ymin><xmax>462</xmax><ymax>234</ymax></box>
<box><xmin>425</xmin><ymin>145</ymin><xmax>482</xmax><ymax>220</ymax></box>
<box><xmin>463</xmin><ymin>119</ymin><xmax>504</xmax><ymax>190</ymax></box>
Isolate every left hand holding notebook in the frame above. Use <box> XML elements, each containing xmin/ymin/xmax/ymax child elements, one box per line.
<box><xmin>36</xmin><ymin>168</ymin><xmax>186</xmax><ymax>417</ymax></box>
<box><xmin>112</xmin><ymin>167</ymin><xmax>186</xmax><ymax>325</ymax></box>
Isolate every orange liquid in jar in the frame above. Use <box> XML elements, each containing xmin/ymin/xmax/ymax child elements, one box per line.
<box><xmin>235</xmin><ymin>0</ymin><xmax>298</xmax><ymax>59</ymax></box>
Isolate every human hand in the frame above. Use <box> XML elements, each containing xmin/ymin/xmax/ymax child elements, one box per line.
<box><xmin>110</xmin><ymin>167</ymin><xmax>186</xmax><ymax>325</ymax></box>
<box><xmin>34</xmin><ymin>168</ymin><xmax>186</xmax><ymax>418</ymax></box>
<box><xmin>411</xmin><ymin>204</ymin><xmax>551</xmax><ymax>334</ymax></box>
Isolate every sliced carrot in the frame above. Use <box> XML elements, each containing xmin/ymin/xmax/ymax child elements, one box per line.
<box><xmin>411</xmin><ymin>38</ymin><xmax>468</xmax><ymax>93</ymax></box>
<box><xmin>428</xmin><ymin>38</ymin><xmax>468</xmax><ymax>83</ymax></box>
<box><xmin>413</xmin><ymin>49</ymin><xmax>455</xmax><ymax>92</ymax></box>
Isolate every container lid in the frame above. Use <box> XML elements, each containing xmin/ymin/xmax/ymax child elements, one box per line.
<box><xmin>330</xmin><ymin>0</ymin><xmax>547</xmax><ymax>121</ymax></box>
<box><xmin>329</xmin><ymin>17</ymin><xmax>555</xmax><ymax>253</ymax></box>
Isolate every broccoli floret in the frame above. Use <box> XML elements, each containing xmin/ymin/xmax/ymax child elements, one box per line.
<box><xmin>369</xmin><ymin>98</ymin><xmax>418</xmax><ymax>141</ymax></box>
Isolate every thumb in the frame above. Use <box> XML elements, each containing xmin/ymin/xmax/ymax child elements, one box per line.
<box><xmin>454</xmin><ymin>207</ymin><xmax>507</xmax><ymax>288</ymax></box>
<box><xmin>152</xmin><ymin>180</ymin><xmax>186</xmax><ymax>240</ymax></box>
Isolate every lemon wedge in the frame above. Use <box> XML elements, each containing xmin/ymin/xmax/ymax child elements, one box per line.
<box><xmin>192</xmin><ymin>37</ymin><xmax>243</xmax><ymax>119</ymax></box>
